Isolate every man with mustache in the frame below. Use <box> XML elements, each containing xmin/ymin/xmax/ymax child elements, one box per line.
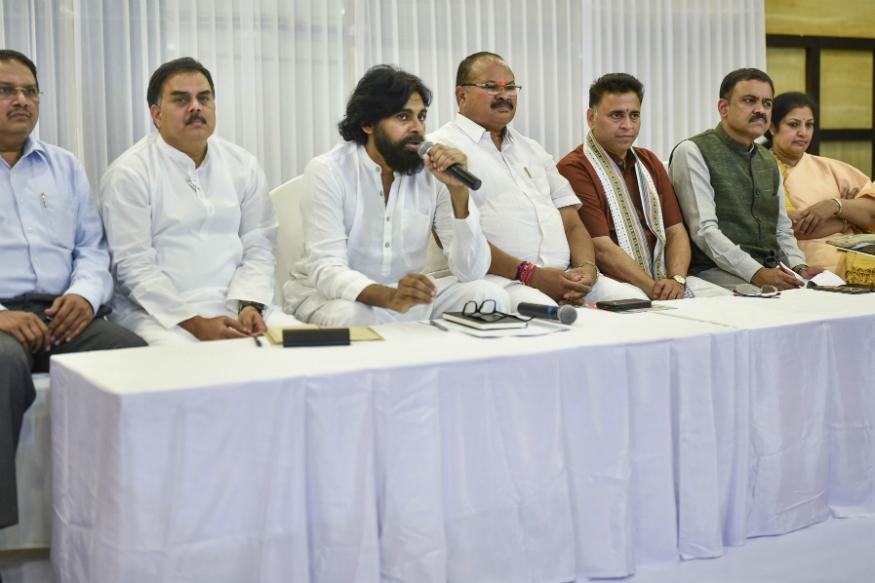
<box><xmin>285</xmin><ymin>65</ymin><xmax>506</xmax><ymax>325</ymax></box>
<box><xmin>101</xmin><ymin>57</ymin><xmax>298</xmax><ymax>344</ymax></box>
<box><xmin>0</xmin><ymin>50</ymin><xmax>144</xmax><ymax>537</ymax></box>
<box><xmin>669</xmin><ymin>68</ymin><xmax>813</xmax><ymax>289</ymax></box>
<box><xmin>430</xmin><ymin>52</ymin><xmax>642</xmax><ymax>309</ymax></box>
<box><xmin>557</xmin><ymin>73</ymin><xmax>726</xmax><ymax>299</ymax></box>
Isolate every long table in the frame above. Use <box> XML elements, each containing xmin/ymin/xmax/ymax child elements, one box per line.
<box><xmin>49</xmin><ymin>289</ymin><xmax>875</xmax><ymax>582</ymax></box>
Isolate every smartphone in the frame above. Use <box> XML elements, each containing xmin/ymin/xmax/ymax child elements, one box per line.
<box><xmin>596</xmin><ymin>298</ymin><xmax>652</xmax><ymax>312</ymax></box>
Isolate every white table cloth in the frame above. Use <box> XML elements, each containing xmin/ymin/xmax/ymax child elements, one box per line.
<box><xmin>0</xmin><ymin>374</ymin><xmax>52</xmax><ymax>551</ymax></box>
<box><xmin>48</xmin><ymin>289</ymin><xmax>875</xmax><ymax>582</ymax></box>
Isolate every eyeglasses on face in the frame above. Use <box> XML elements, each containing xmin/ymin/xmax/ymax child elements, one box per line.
<box><xmin>0</xmin><ymin>84</ymin><xmax>41</xmax><ymax>102</ymax></box>
<box><xmin>460</xmin><ymin>82</ymin><xmax>522</xmax><ymax>96</ymax></box>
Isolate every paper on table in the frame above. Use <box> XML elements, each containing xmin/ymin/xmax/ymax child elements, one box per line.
<box><xmin>266</xmin><ymin>326</ymin><xmax>383</xmax><ymax>344</ymax></box>
<box><xmin>809</xmin><ymin>271</ymin><xmax>846</xmax><ymax>286</ymax></box>
<box><xmin>425</xmin><ymin>318</ymin><xmax>572</xmax><ymax>338</ymax></box>
<box><xmin>779</xmin><ymin>262</ymin><xmax>846</xmax><ymax>286</ymax></box>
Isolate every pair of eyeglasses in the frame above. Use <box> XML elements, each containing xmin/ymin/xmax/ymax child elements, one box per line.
<box><xmin>0</xmin><ymin>84</ymin><xmax>41</xmax><ymax>102</ymax></box>
<box><xmin>461</xmin><ymin>299</ymin><xmax>531</xmax><ymax>323</ymax></box>
<box><xmin>733</xmin><ymin>284</ymin><xmax>780</xmax><ymax>298</ymax></box>
<box><xmin>460</xmin><ymin>82</ymin><xmax>522</xmax><ymax>96</ymax></box>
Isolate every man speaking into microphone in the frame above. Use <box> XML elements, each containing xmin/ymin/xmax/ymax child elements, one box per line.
<box><xmin>285</xmin><ymin>65</ymin><xmax>509</xmax><ymax>326</ymax></box>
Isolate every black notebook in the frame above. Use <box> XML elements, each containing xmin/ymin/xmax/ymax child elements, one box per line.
<box><xmin>441</xmin><ymin>311</ymin><xmax>528</xmax><ymax>330</ymax></box>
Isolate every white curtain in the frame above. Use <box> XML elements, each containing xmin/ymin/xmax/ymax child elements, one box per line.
<box><xmin>0</xmin><ymin>0</ymin><xmax>764</xmax><ymax>189</ymax></box>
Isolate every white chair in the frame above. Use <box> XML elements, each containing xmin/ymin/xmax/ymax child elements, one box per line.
<box><xmin>269</xmin><ymin>175</ymin><xmax>450</xmax><ymax>304</ymax></box>
<box><xmin>269</xmin><ymin>176</ymin><xmax>306</xmax><ymax>304</ymax></box>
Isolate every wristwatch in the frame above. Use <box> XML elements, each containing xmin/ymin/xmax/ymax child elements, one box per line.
<box><xmin>238</xmin><ymin>301</ymin><xmax>266</xmax><ymax>316</ymax></box>
<box><xmin>792</xmin><ymin>264</ymin><xmax>809</xmax><ymax>276</ymax></box>
<box><xmin>671</xmin><ymin>274</ymin><xmax>687</xmax><ymax>286</ymax></box>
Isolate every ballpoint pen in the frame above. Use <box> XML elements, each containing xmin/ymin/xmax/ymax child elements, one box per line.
<box><xmin>253</xmin><ymin>335</ymin><xmax>263</xmax><ymax>347</ymax></box>
<box><xmin>428</xmin><ymin>319</ymin><xmax>450</xmax><ymax>332</ymax></box>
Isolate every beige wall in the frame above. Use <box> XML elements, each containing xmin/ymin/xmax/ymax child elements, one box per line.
<box><xmin>765</xmin><ymin>0</ymin><xmax>874</xmax><ymax>175</ymax></box>
<box><xmin>765</xmin><ymin>0</ymin><xmax>875</xmax><ymax>39</ymax></box>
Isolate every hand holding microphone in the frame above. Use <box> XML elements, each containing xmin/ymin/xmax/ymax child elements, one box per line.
<box><xmin>418</xmin><ymin>141</ymin><xmax>482</xmax><ymax>190</ymax></box>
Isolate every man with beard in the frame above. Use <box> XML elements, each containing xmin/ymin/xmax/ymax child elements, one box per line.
<box><xmin>100</xmin><ymin>57</ymin><xmax>299</xmax><ymax>344</ymax></box>
<box><xmin>669</xmin><ymin>68</ymin><xmax>814</xmax><ymax>289</ymax></box>
<box><xmin>284</xmin><ymin>65</ymin><xmax>507</xmax><ymax>325</ymax></box>
<box><xmin>430</xmin><ymin>52</ymin><xmax>644</xmax><ymax>309</ymax></box>
<box><xmin>0</xmin><ymin>50</ymin><xmax>144</xmax><ymax>537</ymax></box>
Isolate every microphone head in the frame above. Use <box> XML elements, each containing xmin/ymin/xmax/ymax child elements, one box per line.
<box><xmin>417</xmin><ymin>140</ymin><xmax>434</xmax><ymax>157</ymax></box>
<box><xmin>557</xmin><ymin>304</ymin><xmax>578</xmax><ymax>325</ymax></box>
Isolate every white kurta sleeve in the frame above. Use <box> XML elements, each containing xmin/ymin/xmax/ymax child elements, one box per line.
<box><xmin>432</xmin><ymin>183</ymin><xmax>491</xmax><ymax>281</ymax></box>
<box><xmin>299</xmin><ymin>158</ymin><xmax>378</xmax><ymax>302</ymax></box>
<box><xmin>225</xmin><ymin>161</ymin><xmax>278</xmax><ymax>309</ymax></box>
<box><xmin>100</xmin><ymin>165</ymin><xmax>199</xmax><ymax>328</ymax></box>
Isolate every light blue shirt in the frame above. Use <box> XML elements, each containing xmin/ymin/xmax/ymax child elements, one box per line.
<box><xmin>0</xmin><ymin>137</ymin><xmax>112</xmax><ymax>312</ymax></box>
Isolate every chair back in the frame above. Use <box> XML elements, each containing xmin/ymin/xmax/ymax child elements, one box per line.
<box><xmin>270</xmin><ymin>176</ymin><xmax>306</xmax><ymax>303</ymax></box>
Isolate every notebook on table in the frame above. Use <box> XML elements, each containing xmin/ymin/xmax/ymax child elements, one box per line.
<box><xmin>441</xmin><ymin>311</ymin><xmax>528</xmax><ymax>330</ymax></box>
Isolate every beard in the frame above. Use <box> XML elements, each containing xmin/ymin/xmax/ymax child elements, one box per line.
<box><xmin>374</xmin><ymin>127</ymin><xmax>424</xmax><ymax>175</ymax></box>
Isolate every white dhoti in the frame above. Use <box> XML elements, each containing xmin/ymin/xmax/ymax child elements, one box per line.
<box><xmin>291</xmin><ymin>276</ymin><xmax>510</xmax><ymax>327</ymax></box>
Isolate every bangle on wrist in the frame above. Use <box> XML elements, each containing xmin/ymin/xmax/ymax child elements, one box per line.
<box><xmin>831</xmin><ymin>198</ymin><xmax>843</xmax><ymax>216</ymax></box>
<box><xmin>516</xmin><ymin>261</ymin><xmax>538</xmax><ymax>286</ymax></box>
<box><xmin>576</xmin><ymin>260</ymin><xmax>599</xmax><ymax>280</ymax></box>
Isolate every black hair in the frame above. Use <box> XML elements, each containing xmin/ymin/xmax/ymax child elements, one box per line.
<box><xmin>146</xmin><ymin>57</ymin><xmax>215</xmax><ymax>107</ymax></box>
<box><xmin>589</xmin><ymin>73</ymin><xmax>644</xmax><ymax>108</ymax></box>
<box><xmin>718</xmin><ymin>67</ymin><xmax>774</xmax><ymax>100</ymax></box>
<box><xmin>0</xmin><ymin>49</ymin><xmax>38</xmax><ymax>86</ymax></box>
<box><xmin>455</xmin><ymin>51</ymin><xmax>505</xmax><ymax>86</ymax></box>
<box><xmin>338</xmin><ymin>65</ymin><xmax>432</xmax><ymax>145</ymax></box>
<box><xmin>763</xmin><ymin>92</ymin><xmax>818</xmax><ymax>148</ymax></box>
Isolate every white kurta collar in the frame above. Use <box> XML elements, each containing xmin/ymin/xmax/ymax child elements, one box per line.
<box><xmin>154</xmin><ymin>132</ymin><xmax>212</xmax><ymax>170</ymax></box>
<box><xmin>453</xmin><ymin>113</ymin><xmax>514</xmax><ymax>150</ymax></box>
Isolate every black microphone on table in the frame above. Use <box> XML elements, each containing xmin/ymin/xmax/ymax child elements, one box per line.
<box><xmin>417</xmin><ymin>140</ymin><xmax>482</xmax><ymax>190</ymax></box>
<box><xmin>517</xmin><ymin>302</ymin><xmax>578</xmax><ymax>325</ymax></box>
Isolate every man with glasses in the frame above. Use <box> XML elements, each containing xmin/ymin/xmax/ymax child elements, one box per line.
<box><xmin>101</xmin><ymin>57</ymin><xmax>298</xmax><ymax>344</ymax></box>
<box><xmin>557</xmin><ymin>73</ymin><xmax>727</xmax><ymax>299</ymax></box>
<box><xmin>285</xmin><ymin>65</ymin><xmax>508</xmax><ymax>325</ymax></box>
<box><xmin>669</xmin><ymin>68</ymin><xmax>814</xmax><ymax>289</ymax></box>
<box><xmin>0</xmin><ymin>49</ymin><xmax>145</xmax><ymax>537</ymax></box>
<box><xmin>430</xmin><ymin>52</ymin><xmax>643</xmax><ymax>309</ymax></box>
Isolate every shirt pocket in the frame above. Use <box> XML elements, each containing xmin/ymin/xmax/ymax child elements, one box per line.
<box><xmin>44</xmin><ymin>192</ymin><xmax>77</xmax><ymax>251</ymax></box>
<box><xmin>526</xmin><ymin>165</ymin><xmax>551</xmax><ymax>198</ymax></box>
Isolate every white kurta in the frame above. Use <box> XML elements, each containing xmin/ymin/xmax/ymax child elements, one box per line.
<box><xmin>284</xmin><ymin>141</ymin><xmax>496</xmax><ymax>324</ymax></box>
<box><xmin>429</xmin><ymin>113</ymin><xmax>580</xmax><ymax>269</ymax></box>
<box><xmin>100</xmin><ymin>132</ymin><xmax>279</xmax><ymax>333</ymax></box>
<box><xmin>430</xmin><ymin>114</ymin><xmax>647</xmax><ymax>306</ymax></box>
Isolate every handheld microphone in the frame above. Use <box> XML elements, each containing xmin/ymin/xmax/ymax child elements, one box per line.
<box><xmin>418</xmin><ymin>141</ymin><xmax>482</xmax><ymax>190</ymax></box>
<box><xmin>517</xmin><ymin>302</ymin><xmax>578</xmax><ymax>325</ymax></box>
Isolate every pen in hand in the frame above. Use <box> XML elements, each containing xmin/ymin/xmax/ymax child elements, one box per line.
<box><xmin>253</xmin><ymin>335</ymin><xmax>263</xmax><ymax>347</ymax></box>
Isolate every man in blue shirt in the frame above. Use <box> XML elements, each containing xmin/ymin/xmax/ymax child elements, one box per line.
<box><xmin>0</xmin><ymin>50</ymin><xmax>145</xmax><ymax>534</ymax></box>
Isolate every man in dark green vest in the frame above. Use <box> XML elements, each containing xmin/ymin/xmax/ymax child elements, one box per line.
<box><xmin>669</xmin><ymin>68</ymin><xmax>815</xmax><ymax>290</ymax></box>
